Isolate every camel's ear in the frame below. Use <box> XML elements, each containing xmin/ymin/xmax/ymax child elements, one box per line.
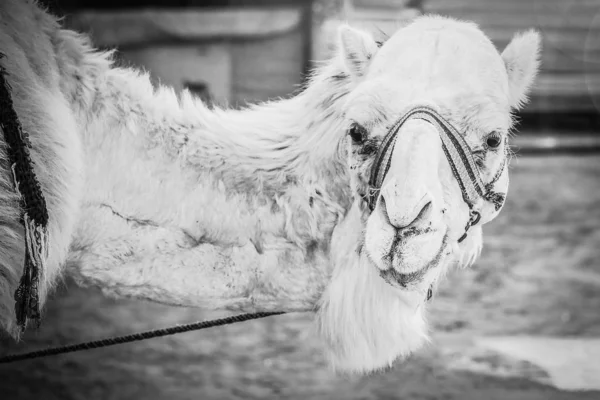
<box><xmin>337</xmin><ymin>25</ymin><xmax>379</xmax><ymax>80</ymax></box>
<box><xmin>501</xmin><ymin>29</ymin><xmax>542</xmax><ymax>110</ymax></box>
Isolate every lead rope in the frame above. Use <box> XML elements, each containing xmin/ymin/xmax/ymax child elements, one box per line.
<box><xmin>0</xmin><ymin>311</ymin><xmax>286</xmax><ymax>364</ymax></box>
<box><xmin>0</xmin><ymin>53</ymin><xmax>49</xmax><ymax>333</ymax></box>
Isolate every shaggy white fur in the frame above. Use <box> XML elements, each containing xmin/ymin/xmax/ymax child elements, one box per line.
<box><xmin>0</xmin><ymin>1</ymin><xmax>540</xmax><ymax>373</ymax></box>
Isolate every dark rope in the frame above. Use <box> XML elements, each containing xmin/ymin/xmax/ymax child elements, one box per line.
<box><xmin>1</xmin><ymin>52</ymin><xmax>50</xmax><ymax>332</ymax></box>
<box><xmin>0</xmin><ymin>311</ymin><xmax>286</xmax><ymax>364</ymax></box>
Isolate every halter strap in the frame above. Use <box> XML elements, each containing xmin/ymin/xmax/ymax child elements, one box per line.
<box><xmin>366</xmin><ymin>106</ymin><xmax>507</xmax><ymax>242</ymax></box>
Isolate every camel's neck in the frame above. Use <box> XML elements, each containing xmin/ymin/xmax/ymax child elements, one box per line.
<box><xmin>78</xmin><ymin>55</ymin><xmax>354</xmax><ymax>250</ymax></box>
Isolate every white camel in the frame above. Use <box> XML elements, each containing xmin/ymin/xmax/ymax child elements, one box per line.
<box><xmin>0</xmin><ymin>0</ymin><xmax>540</xmax><ymax>373</ymax></box>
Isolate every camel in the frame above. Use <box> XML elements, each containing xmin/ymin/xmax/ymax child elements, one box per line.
<box><xmin>0</xmin><ymin>0</ymin><xmax>540</xmax><ymax>373</ymax></box>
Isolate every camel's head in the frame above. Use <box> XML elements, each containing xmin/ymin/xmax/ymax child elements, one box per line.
<box><xmin>317</xmin><ymin>16</ymin><xmax>540</xmax><ymax>373</ymax></box>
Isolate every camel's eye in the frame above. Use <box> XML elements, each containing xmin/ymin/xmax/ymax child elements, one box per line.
<box><xmin>485</xmin><ymin>132</ymin><xmax>502</xmax><ymax>149</ymax></box>
<box><xmin>348</xmin><ymin>123</ymin><xmax>367</xmax><ymax>144</ymax></box>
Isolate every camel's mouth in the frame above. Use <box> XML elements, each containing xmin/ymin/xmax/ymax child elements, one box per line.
<box><xmin>374</xmin><ymin>230</ymin><xmax>449</xmax><ymax>289</ymax></box>
<box><xmin>379</xmin><ymin>267</ymin><xmax>426</xmax><ymax>288</ymax></box>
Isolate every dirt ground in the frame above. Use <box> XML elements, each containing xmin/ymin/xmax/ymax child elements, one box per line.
<box><xmin>1</xmin><ymin>154</ymin><xmax>600</xmax><ymax>400</ymax></box>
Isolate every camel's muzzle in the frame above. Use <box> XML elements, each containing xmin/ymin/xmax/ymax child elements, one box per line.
<box><xmin>366</xmin><ymin>105</ymin><xmax>507</xmax><ymax>243</ymax></box>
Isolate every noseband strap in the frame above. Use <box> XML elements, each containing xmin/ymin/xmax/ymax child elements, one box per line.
<box><xmin>366</xmin><ymin>106</ymin><xmax>506</xmax><ymax>243</ymax></box>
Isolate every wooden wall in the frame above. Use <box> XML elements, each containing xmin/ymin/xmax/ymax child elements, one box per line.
<box><xmin>63</xmin><ymin>6</ymin><xmax>312</xmax><ymax>107</ymax></box>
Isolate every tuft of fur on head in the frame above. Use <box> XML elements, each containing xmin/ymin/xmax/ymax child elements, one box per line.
<box><xmin>315</xmin><ymin>203</ymin><xmax>430</xmax><ymax>373</ymax></box>
<box><xmin>501</xmin><ymin>29</ymin><xmax>542</xmax><ymax>110</ymax></box>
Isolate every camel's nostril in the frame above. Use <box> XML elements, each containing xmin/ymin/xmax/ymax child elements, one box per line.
<box><xmin>415</xmin><ymin>201</ymin><xmax>432</xmax><ymax>224</ymax></box>
<box><xmin>379</xmin><ymin>195</ymin><xmax>390</xmax><ymax>223</ymax></box>
<box><xmin>378</xmin><ymin>194</ymin><xmax>433</xmax><ymax>230</ymax></box>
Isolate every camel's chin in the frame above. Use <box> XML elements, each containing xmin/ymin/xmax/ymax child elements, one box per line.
<box><xmin>315</xmin><ymin>250</ymin><xmax>430</xmax><ymax>374</ymax></box>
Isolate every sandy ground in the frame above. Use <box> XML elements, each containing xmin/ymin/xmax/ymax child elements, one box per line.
<box><xmin>1</xmin><ymin>154</ymin><xmax>600</xmax><ymax>400</ymax></box>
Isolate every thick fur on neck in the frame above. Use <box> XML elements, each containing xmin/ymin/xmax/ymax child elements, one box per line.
<box><xmin>316</xmin><ymin>202</ymin><xmax>428</xmax><ymax>372</ymax></box>
<box><xmin>315</xmin><ymin>203</ymin><xmax>483</xmax><ymax>373</ymax></box>
<box><xmin>65</xmin><ymin>58</ymin><xmax>356</xmax><ymax>315</ymax></box>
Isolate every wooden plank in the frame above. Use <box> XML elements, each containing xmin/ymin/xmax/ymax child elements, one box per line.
<box><xmin>535</xmin><ymin>53</ymin><xmax>600</xmax><ymax>74</ymax></box>
<box><xmin>532</xmin><ymin>74</ymin><xmax>600</xmax><ymax>97</ymax></box>
<box><xmin>64</xmin><ymin>8</ymin><xmax>304</xmax><ymax>48</ymax></box>
<box><xmin>527</xmin><ymin>95</ymin><xmax>599</xmax><ymax>112</ymax></box>
<box><xmin>438</xmin><ymin>12</ymin><xmax>600</xmax><ymax>31</ymax></box>
<box><xmin>426</xmin><ymin>0</ymin><xmax>600</xmax><ymax>14</ymax></box>
<box><xmin>527</xmin><ymin>74</ymin><xmax>600</xmax><ymax>112</ymax></box>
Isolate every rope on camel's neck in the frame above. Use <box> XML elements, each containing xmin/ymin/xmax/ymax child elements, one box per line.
<box><xmin>0</xmin><ymin>52</ymin><xmax>49</xmax><ymax>333</ymax></box>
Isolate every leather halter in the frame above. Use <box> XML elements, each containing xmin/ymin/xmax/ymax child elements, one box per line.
<box><xmin>366</xmin><ymin>106</ymin><xmax>507</xmax><ymax>243</ymax></box>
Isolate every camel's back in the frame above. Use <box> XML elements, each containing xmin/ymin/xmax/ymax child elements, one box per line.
<box><xmin>0</xmin><ymin>0</ymin><xmax>85</xmax><ymax>336</ymax></box>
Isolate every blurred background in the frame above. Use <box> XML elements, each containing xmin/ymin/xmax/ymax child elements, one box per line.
<box><xmin>1</xmin><ymin>0</ymin><xmax>599</xmax><ymax>399</ymax></box>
